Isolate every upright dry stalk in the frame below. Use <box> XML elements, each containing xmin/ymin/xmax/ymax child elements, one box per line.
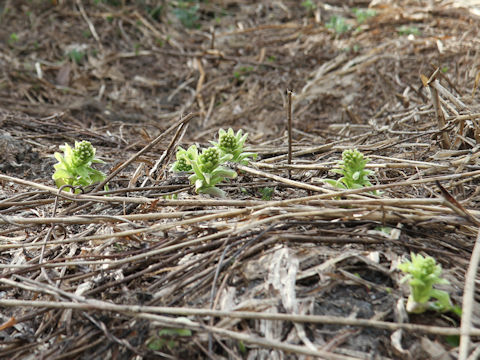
<box><xmin>287</xmin><ymin>90</ymin><xmax>293</xmax><ymax>178</ymax></box>
<box><xmin>422</xmin><ymin>69</ymin><xmax>451</xmax><ymax>149</ymax></box>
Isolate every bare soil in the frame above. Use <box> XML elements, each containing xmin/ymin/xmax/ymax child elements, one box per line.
<box><xmin>1</xmin><ymin>0</ymin><xmax>480</xmax><ymax>359</ymax></box>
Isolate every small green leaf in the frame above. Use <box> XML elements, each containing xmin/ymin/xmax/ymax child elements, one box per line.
<box><xmin>157</xmin><ymin>328</ymin><xmax>192</xmax><ymax>337</ymax></box>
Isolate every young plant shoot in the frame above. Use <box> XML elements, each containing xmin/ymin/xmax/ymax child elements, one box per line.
<box><xmin>325</xmin><ymin>149</ymin><xmax>378</xmax><ymax>194</ymax></box>
<box><xmin>171</xmin><ymin>128</ymin><xmax>257</xmax><ymax>198</ymax></box>
<box><xmin>210</xmin><ymin>128</ymin><xmax>257</xmax><ymax>165</ymax></box>
<box><xmin>398</xmin><ymin>252</ymin><xmax>461</xmax><ymax>315</ymax></box>
<box><xmin>52</xmin><ymin>140</ymin><xmax>107</xmax><ymax>192</ymax></box>
<box><xmin>171</xmin><ymin>144</ymin><xmax>237</xmax><ymax>198</ymax></box>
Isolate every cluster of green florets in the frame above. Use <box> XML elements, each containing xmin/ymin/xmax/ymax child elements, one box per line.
<box><xmin>339</xmin><ymin>149</ymin><xmax>371</xmax><ymax>184</ymax></box>
<box><xmin>174</xmin><ymin>157</ymin><xmax>192</xmax><ymax>172</ymax></box>
<box><xmin>72</xmin><ymin>140</ymin><xmax>95</xmax><ymax>166</ymax></box>
<box><xmin>199</xmin><ymin>147</ymin><xmax>220</xmax><ymax>173</ymax></box>
<box><xmin>170</xmin><ymin>128</ymin><xmax>257</xmax><ymax>197</ymax></box>
<box><xmin>325</xmin><ymin>148</ymin><xmax>376</xmax><ymax>192</ymax></box>
<box><xmin>219</xmin><ymin>132</ymin><xmax>238</xmax><ymax>153</ymax></box>
<box><xmin>52</xmin><ymin>140</ymin><xmax>107</xmax><ymax>193</ymax></box>
<box><xmin>398</xmin><ymin>252</ymin><xmax>461</xmax><ymax>315</ymax></box>
<box><xmin>209</xmin><ymin>128</ymin><xmax>257</xmax><ymax>165</ymax></box>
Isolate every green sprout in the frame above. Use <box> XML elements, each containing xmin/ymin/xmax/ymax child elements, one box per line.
<box><xmin>398</xmin><ymin>253</ymin><xmax>461</xmax><ymax>315</ymax></box>
<box><xmin>210</xmin><ymin>128</ymin><xmax>257</xmax><ymax>165</ymax></box>
<box><xmin>397</xmin><ymin>25</ymin><xmax>421</xmax><ymax>36</ymax></box>
<box><xmin>352</xmin><ymin>8</ymin><xmax>377</xmax><ymax>24</ymax></box>
<box><xmin>147</xmin><ymin>328</ymin><xmax>192</xmax><ymax>351</ymax></box>
<box><xmin>189</xmin><ymin>147</ymin><xmax>237</xmax><ymax>197</ymax></box>
<box><xmin>8</xmin><ymin>33</ymin><xmax>19</xmax><ymax>45</ymax></box>
<box><xmin>171</xmin><ymin>144</ymin><xmax>237</xmax><ymax>198</ymax></box>
<box><xmin>259</xmin><ymin>187</ymin><xmax>274</xmax><ymax>200</ymax></box>
<box><xmin>324</xmin><ymin>149</ymin><xmax>378</xmax><ymax>194</ymax></box>
<box><xmin>52</xmin><ymin>140</ymin><xmax>107</xmax><ymax>192</ymax></box>
<box><xmin>171</xmin><ymin>128</ymin><xmax>256</xmax><ymax>197</ymax></box>
<box><xmin>232</xmin><ymin>66</ymin><xmax>254</xmax><ymax>83</ymax></box>
<box><xmin>172</xmin><ymin>1</ymin><xmax>200</xmax><ymax>29</ymax></box>
<box><xmin>68</xmin><ymin>49</ymin><xmax>86</xmax><ymax>64</ymax></box>
<box><xmin>326</xmin><ymin>15</ymin><xmax>351</xmax><ymax>34</ymax></box>
<box><xmin>301</xmin><ymin>0</ymin><xmax>316</xmax><ymax>14</ymax></box>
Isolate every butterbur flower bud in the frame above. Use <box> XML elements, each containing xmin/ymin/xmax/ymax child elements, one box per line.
<box><xmin>199</xmin><ymin>147</ymin><xmax>219</xmax><ymax>172</ymax></box>
<box><xmin>341</xmin><ymin>149</ymin><xmax>369</xmax><ymax>176</ymax></box>
<box><xmin>219</xmin><ymin>132</ymin><xmax>238</xmax><ymax>152</ymax></box>
<box><xmin>73</xmin><ymin>141</ymin><xmax>95</xmax><ymax>166</ymax></box>
<box><xmin>175</xmin><ymin>158</ymin><xmax>192</xmax><ymax>172</ymax></box>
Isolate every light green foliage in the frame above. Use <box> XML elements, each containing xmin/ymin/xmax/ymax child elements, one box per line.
<box><xmin>210</xmin><ymin>128</ymin><xmax>257</xmax><ymax>165</ymax></box>
<box><xmin>171</xmin><ymin>144</ymin><xmax>237</xmax><ymax>198</ymax></box>
<box><xmin>238</xmin><ymin>340</ymin><xmax>247</xmax><ymax>355</ymax></box>
<box><xmin>398</xmin><ymin>253</ymin><xmax>461</xmax><ymax>315</ymax></box>
<box><xmin>259</xmin><ymin>187</ymin><xmax>274</xmax><ymax>200</ymax></box>
<box><xmin>172</xmin><ymin>1</ymin><xmax>200</xmax><ymax>29</ymax></box>
<box><xmin>352</xmin><ymin>8</ymin><xmax>377</xmax><ymax>24</ymax></box>
<box><xmin>324</xmin><ymin>149</ymin><xmax>378</xmax><ymax>194</ymax></box>
<box><xmin>170</xmin><ymin>145</ymin><xmax>194</xmax><ymax>172</ymax></box>
<box><xmin>189</xmin><ymin>146</ymin><xmax>236</xmax><ymax>197</ymax></box>
<box><xmin>68</xmin><ymin>49</ymin><xmax>85</xmax><ymax>64</ymax></box>
<box><xmin>171</xmin><ymin>128</ymin><xmax>256</xmax><ymax>197</ymax></box>
<box><xmin>301</xmin><ymin>0</ymin><xmax>316</xmax><ymax>13</ymax></box>
<box><xmin>326</xmin><ymin>15</ymin><xmax>351</xmax><ymax>34</ymax></box>
<box><xmin>52</xmin><ymin>141</ymin><xmax>107</xmax><ymax>192</ymax></box>
<box><xmin>233</xmin><ymin>66</ymin><xmax>254</xmax><ymax>82</ymax></box>
<box><xmin>375</xmin><ymin>226</ymin><xmax>392</xmax><ymax>235</ymax></box>
<box><xmin>8</xmin><ymin>33</ymin><xmax>19</xmax><ymax>45</ymax></box>
<box><xmin>147</xmin><ymin>328</ymin><xmax>192</xmax><ymax>351</ymax></box>
<box><xmin>397</xmin><ymin>25</ymin><xmax>421</xmax><ymax>36</ymax></box>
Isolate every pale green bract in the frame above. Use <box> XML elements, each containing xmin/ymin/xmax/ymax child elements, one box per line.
<box><xmin>52</xmin><ymin>141</ymin><xmax>107</xmax><ymax>193</ymax></box>
<box><xmin>398</xmin><ymin>252</ymin><xmax>461</xmax><ymax>315</ymax></box>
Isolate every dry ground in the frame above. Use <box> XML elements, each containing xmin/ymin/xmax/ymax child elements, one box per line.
<box><xmin>1</xmin><ymin>0</ymin><xmax>480</xmax><ymax>359</ymax></box>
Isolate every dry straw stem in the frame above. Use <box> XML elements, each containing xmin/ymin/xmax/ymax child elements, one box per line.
<box><xmin>0</xmin><ymin>297</ymin><xmax>477</xmax><ymax>338</ymax></box>
<box><xmin>93</xmin><ymin>112</ymin><xmax>199</xmax><ymax>192</ymax></box>
<box><xmin>459</xmin><ymin>228</ymin><xmax>480</xmax><ymax>360</ymax></box>
<box><xmin>5</xmin><ymin>167</ymin><xmax>480</xmax><ymax>206</ymax></box>
<box><xmin>422</xmin><ymin>69</ymin><xmax>451</xmax><ymax>149</ymax></box>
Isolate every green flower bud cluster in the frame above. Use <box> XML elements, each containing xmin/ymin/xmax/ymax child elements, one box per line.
<box><xmin>341</xmin><ymin>149</ymin><xmax>367</xmax><ymax>174</ymax></box>
<box><xmin>199</xmin><ymin>147</ymin><xmax>220</xmax><ymax>172</ymax></box>
<box><xmin>219</xmin><ymin>132</ymin><xmax>238</xmax><ymax>152</ymax></box>
<box><xmin>398</xmin><ymin>252</ymin><xmax>461</xmax><ymax>315</ymax></box>
<box><xmin>324</xmin><ymin>148</ymin><xmax>377</xmax><ymax>194</ymax></box>
<box><xmin>170</xmin><ymin>128</ymin><xmax>258</xmax><ymax>197</ymax></box>
<box><xmin>339</xmin><ymin>149</ymin><xmax>372</xmax><ymax>186</ymax></box>
<box><xmin>174</xmin><ymin>157</ymin><xmax>192</xmax><ymax>172</ymax></box>
<box><xmin>52</xmin><ymin>140</ymin><xmax>107</xmax><ymax>193</ymax></box>
<box><xmin>210</xmin><ymin>128</ymin><xmax>257</xmax><ymax>165</ymax></box>
<box><xmin>72</xmin><ymin>140</ymin><xmax>95</xmax><ymax>166</ymax></box>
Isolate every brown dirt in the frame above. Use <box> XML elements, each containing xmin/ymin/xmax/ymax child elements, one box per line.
<box><xmin>1</xmin><ymin>0</ymin><xmax>480</xmax><ymax>359</ymax></box>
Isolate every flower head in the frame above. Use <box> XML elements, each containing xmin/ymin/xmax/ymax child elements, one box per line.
<box><xmin>210</xmin><ymin>128</ymin><xmax>257</xmax><ymax>165</ymax></box>
<box><xmin>52</xmin><ymin>140</ymin><xmax>107</xmax><ymax>192</ymax></box>
<box><xmin>72</xmin><ymin>140</ymin><xmax>95</xmax><ymax>166</ymax></box>
<box><xmin>398</xmin><ymin>253</ymin><xmax>460</xmax><ymax>315</ymax></box>
<box><xmin>199</xmin><ymin>147</ymin><xmax>220</xmax><ymax>173</ymax></box>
